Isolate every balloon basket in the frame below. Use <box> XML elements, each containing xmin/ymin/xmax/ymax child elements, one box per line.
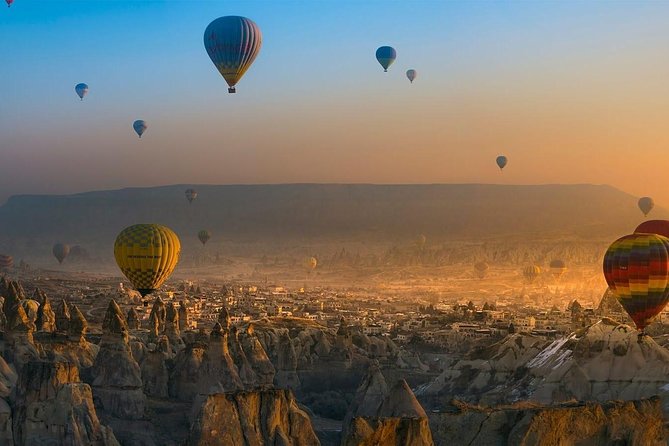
<box><xmin>228</xmin><ymin>87</ymin><xmax>236</xmax><ymax>93</ymax></box>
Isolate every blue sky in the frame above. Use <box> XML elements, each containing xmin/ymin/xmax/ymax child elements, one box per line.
<box><xmin>2</xmin><ymin>1</ymin><xmax>669</xmax><ymax>205</ymax></box>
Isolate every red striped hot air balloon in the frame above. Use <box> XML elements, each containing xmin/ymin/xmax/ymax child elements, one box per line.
<box><xmin>603</xmin><ymin>233</ymin><xmax>669</xmax><ymax>331</ymax></box>
<box><xmin>0</xmin><ymin>255</ymin><xmax>13</xmax><ymax>270</ymax></box>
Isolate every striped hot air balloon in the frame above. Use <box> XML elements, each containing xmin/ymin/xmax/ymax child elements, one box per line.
<box><xmin>114</xmin><ymin>224</ymin><xmax>181</xmax><ymax>297</ymax></box>
<box><xmin>204</xmin><ymin>16</ymin><xmax>262</xmax><ymax>93</ymax></box>
<box><xmin>198</xmin><ymin>230</ymin><xmax>211</xmax><ymax>246</ymax></box>
<box><xmin>185</xmin><ymin>188</ymin><xmax>198</xmax><ymax>204</ymax></box>
<box><xmin>0</xmin><ymin>255</ymin><xmax>13</xmax><ymax>270</ymax></box>
<box><xmin>522</xmin><ymin>265</ymin><xmax>541</xmax><ymax>283</ymax></box>
<box><xmin>603</xmin><ymin>233</ymin><xmax>669</xmax><ymax>331</ymax></box>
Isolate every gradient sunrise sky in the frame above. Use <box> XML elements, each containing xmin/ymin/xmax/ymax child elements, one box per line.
<box><xmin>1</xmin><ymin>1</ymin><xmax>669</xmax><ymax>205</ymax></box>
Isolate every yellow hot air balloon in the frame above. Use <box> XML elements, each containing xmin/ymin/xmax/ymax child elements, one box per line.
<box><xmin>114</xmin><ymin>224</ymin><xmax>181</xmax><ymax>297</ymax></box>
<box><xmin>304</xmin><ymin>256</ymin><xmax>317</xmax><ymax>271</ymax></box>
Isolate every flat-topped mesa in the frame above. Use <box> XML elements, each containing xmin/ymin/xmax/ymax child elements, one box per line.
<box><xmin>218</xmin><ymin>306</ymin><xmax>231</xmax><ymax>331</ymax></box>
<box><xmin>54</xmin><ymin>299</ymin><xmax>71</xmax><ymax>333</ymax></box>
<box><xmin>126</xmin><ymin>307</ymin><xmax>140</xmax><ymax>330</ymax></box>
<box><xmin>178</xmin><ymin>301</ymin><xmax>189</xmax><ymax>331</ymax></box>
<box><xmin>149</xmin><ymin>296</ymin><xmax>166</xmax><ymax>333</ymax></box>
<box><xmin>68</xmin><ymin>305</ymin><xmax>88</xmax><ymax>342</ymax></box>
<box><xmin>35</xmin><ymin>295</ymin><xmax>56</xmax><ymax>333</ymax></box>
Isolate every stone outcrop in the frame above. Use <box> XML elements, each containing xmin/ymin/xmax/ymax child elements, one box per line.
<box><xmin>38</xmin><ymin>305</ymin><xmax>98</xmax><ymax>370</ymax></box>
<box><xmin>429</xmin><ymin>398</ymin><xmax>666</xmax><ymax>446</ymax></box>
<box><xmin>164</xmin><ymin>302</ymin><xmax>184</xmax><ymax>351</ymax></box>
<box><xmin>35</xmin><ymin>295</ymin><xmax>56</xmax><ymax>333</ymax></box>
<box><xmin>127</xmin><ymin>307</ymin><xmax>141</xmax><ymax>330</ymax></box>
<box><xmin>55</xmin><ymin>299</ymin><xmax>71</xmax><ymax>332</ymax></box>
<box><xmin>11</xmin><ymin>361</ymin><xmax>119</xmax><ymax>446</ymax></box>
<box><xmin>178</xmin><ymin>301</ymin><xmax>189</xmax><ymax>331</ymax></box>
<box><xmin>186</xmin><ymin>389</ymin><xmax>320</xmax><ymax>446</ymax></box>
<box><xmin>275</xmin><ymin>331</ymin><xmax>300</xmax><ymax>389</ymax></box>
<box><xmin>90</xmin><ymin>299</ymin><xmax>145</xmax><ymax>420</ymax></box>
<box><xmin>342</xmin><ymin>359</ymin><xmax>388</xmax><ymax>440</ymax></box>
<box><xmin>342</xmin><ymin>378</ymin><xmax>433</xmax><ymax>446</ymax></box>
<box><xmin>239</xmin><ymin>324</ymin><xmax>275</xmax><ymax>387</ymax></box>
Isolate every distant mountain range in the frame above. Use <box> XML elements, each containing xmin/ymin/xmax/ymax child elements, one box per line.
<box><xmin>0</xmin><ymin>184</ymin><xmax>661</xmax><ymax>257</ymax></box>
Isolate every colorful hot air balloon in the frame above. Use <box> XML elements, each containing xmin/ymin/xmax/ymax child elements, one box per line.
<box><xmin>304</xmin><ymin>256</ymin><xmax>317</xmax><ymax>271</ymax></box>
<box><xmin>474</xmin><ymin>261</ymin><xmax>489</xmax><ymax>279</ymax></box>
<box><xmin>603</xmin><ymin>233</ymin><xmax>669</xmax><ymax>331</ymax></box>
<box><xmin>638</xmin><ymin>197</ymin><xmax>654</xmax><ymax>216</ymax></box>
<box><xmin>75</xmin><ymin>83</ymin><xmax>88</xmax><ymax>101</ymax></box>
<box><xmin>204</xmin><ymin>16</ymin><xmax>262</xmax><ymax>93</ymax></box>
<box><xmin>635</xmin><ymin>220</ymin><xmax>669</xmax><ymax>238</ymax></box>
<box><xmin>375</xmin><ymin>46</ymin><xmax>396</xmax><ymax>72</ymax></box>
<box><xmin>52</xmin><ymin>243</ymin><xmax>70</xmax><ymax>264</ymax></box>
<box><xmin>522</xmin><ymin>265</ymin><xmax>541</xmax><ymax>283</ymax></box>
<box><xmin>185</xmin><ymin>188</ymin><xmax>198</xmax><ymax>204</ymax></box>
<box><xmin>0</xmin><ymin>255</ymin><xmax>13</xmax><ymax>270</ymax></box>
<box><xmin>198</xmin><ymin>230</ymin><xmax>211</xmax><ymax>246</ymax></box>
<box><xmin>496</xmin><ymin>156</ymin><xmax>508</xmax><ymax>171</ymax></box>
<box><xmin>114</xmin><ymin>224</ymin><xmax>181</xmax><ymax>297</ymax></box>
<box><xmin>133</xmin><ymin>120</ymin><xmax>147</xmax><ymax>138</ymax></box>
<box><xmin>406</xmin><ymin>69</ymin><xmax>417</xmax><ymax>83</ymax></box>
<box><xmin>6</xmin><ymin>0</ymin><xmax>13</xmax><ymax>8</ymax></box>
<box><xmin>549</xmin><ymin>259</ymin><xmax>567</xmax><ymax>279</ymax></box>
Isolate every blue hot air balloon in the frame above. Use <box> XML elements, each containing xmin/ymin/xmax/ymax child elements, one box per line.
<box><xmin>133</xmin><ymin>120</ymin><xmax>147</xmax><ymax>138</ymax></box>
<box><xmin>204</xmin><ymin>16</ymin><xmax>262</xmax><ymax>94</ymax></box>
<box><xmin>376</xmin><ymin>46</ymin><xmax>396</xmax><ymax>72</ymax></box>
<box><xmin>496</xmin><ymin>155</ymin><xmax>508</xmax><ymax>171</ymax></box>
<box><xmin>75</xmin><ymin>83</ymin><xmax>88</xmax><ymax>101</ymax></box>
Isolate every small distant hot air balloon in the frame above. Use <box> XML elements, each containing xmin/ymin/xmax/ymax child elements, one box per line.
<box><xmin>204</xmin><ymin>16</ymin><xmax>262</xmax><ymax>93</ymax></box>
<box><xmin>416</xmin><ymin>234</ymin><xmax>427</xmax><ymax>249</ymax></box>
<box><xmin>185</xmin><ymin>189</ymin><xmax>198</xmax><ymax>204</ymax></box>
<box><xmin>635</xmin><ymin>220</ymin><xmax>669</xmax><ymax>238</ymax></box>
<box><xmin>304</xmin><ymin>256</ymin><xmax>317</xmax><ymax>271</ymax></box>
<box><xmin>638</xmin><ymin>197</ymin><xmax>654</xmax><ymax>216</ymax></box>
<box><xmin>198</xmin><ymin>230</ymin><xmax>211</xmax><ymax>246</ymax></box>
<box><xmin>474</xmin><ymin>262</ymin><xmax>489</xmax><ymax>279</ymax></box>
<box><xmin>549</xmin><ymin>259</ymin><xmax>567</xmax><ymax>279</ymax></box>
<box><xmin>522</xmin><ymin>265</ymin><xmax>541</xmax><ymax>283</ymax></box>
<box><xmin>496</xmin><ymin>156</ymin><xmax>508</xmax><ymax>171</ymax></box>
<box><xmin>114</xmin><ymin>224</ymin><xmax>181</xmax><ymax>297</ymax></box>
<box><xmin>53</xmin><ymin>243</ymin><xmax>70</xmax><ymax>264</ymax></box>
<box><xmin>75</xmin><ymin>83</ymin><xmax>89</xmax><ymax>101</ymax></box>
<box><xmin>0</xmin><ymin>255</ymin><xmax>14</xmax><ymax>270</ymax></box>
<box><xmin>6</xmin><ymin>0</ymin><xmax>13</xmax><ymax>8</ymax></box>
<box><xmin>603</xmin><ymin>233</ymin><xmax>669</xmax><ymax>331</ymax></box>
<box><xmin>406</xmin><ymin>69</ymin><xmax>417</xmax><ymax>83</ymax></box>
<box><xmin>376</xmin><ymin>46</ymin><xmax>396</xmax><ymax>72</ymax></box>
<box><xmin>133</xmin><ymin>120</ymin><xmax>147</xmax><ymax>138</ymax></box>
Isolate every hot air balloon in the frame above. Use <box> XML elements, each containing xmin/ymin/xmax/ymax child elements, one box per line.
<box><xmin>603</xmin><ymin>233</ymin><xmax>669</xmax><ymax>331</ymax></box>
<box><xmin>304</xmin><ymin>256</ymin><xmax>317</xmax><ymax>271</ymax></box>
<box><xmin>635</xmin><ymin>220</ymin><xmax>669</xmax><ymax>238</ymax></box>
<box><xmin>204</xmin><ymin>16</ymin><xmax>262</xmax><ymax>93</ymax></box>
<box><xmin>6</xmin><ymin>0</ymin><xmax>13</xmax><ymax>8</ymax></box>
<box><xmin>53</xmin><ymin>243</ymin><xmax>70</xmax><ymax>264</ymax></box>
<box><xmin>376</xmin><ymin>46</ymin><xmax>396</xmax><ymax>72</ymax></box>
<box><xmin>133</xmin><ymin>120</ymin><xmax>147</xmax><ymax>138</ymax></box>
<box><xmin>522</xmin><ymin>265</ymin><xmax>541</xmax><ymax>283</ymax></box>
<box><xmin>549</xmin><ymin>259</ymin><xmax>567</xmax><ymax>279</ymax></box>
<box><xmin>496</xmin><ymin>156</ymin><xmax>508</xmax><ymax>171</ymax></box>
<box><xmin>0</xmin><ymin>255</ymin><xmax>13</xmax><ymax>270</ymax></box>
<box><xmin>406</xmin><ymin>69</ymin><xmax>417</xmax><ymax>83</ymax></box>
<box><xmin>638</xmin><ymin>197</ymin><xmax>654</xmax><ymax>216</ymax></box>
<box><xmin>74</xmin><ymin>83</ymin><xmax>88</xmax><ymax>101</ymax></box>
<box><xmin>474</xmin><ymin>261</ymin><xmax>489</xmax><ymax>279</ymax></box>
<box><xmin>185</xmin><ymin>189</ymin><xmax>198</xmax><ymax>204</ymax></box>
<box><xmin>114</xmin><ymin>224</ymin><xmax>181</xmax><ymax>297</ymax></box>
<box><xmin>416</xmin><ymin>234</ymin><xmax>427</xmax><ymax>250</ymax></box>
<box><xmin>198</xmin><ymin>230</ymin><xmax>211</xmax><ymax>246</ymax></box>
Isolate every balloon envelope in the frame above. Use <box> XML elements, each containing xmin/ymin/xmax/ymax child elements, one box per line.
<box><xmin>133</xmin><ymin>120</ymin><xmax>147</xmax><ymax>138</ymax></box>
<box><xmin>375</xmin><ymin>46</ymin><xmax>396</xmax><ymax>72</ymax></box>
<box><xmin>0</xmin><ymin>255</ymin><xmax>13</xmax><ymax>269</ymax></box>
<box><xmin>406</xmin><ymin>69</ymin><xmax>417</xmax><ymax>83</ymax></box>
<box><xmin>549</xmin><ymin>259</ymin><xmax>567</xmax><ymax>278</ymax></box>
<box><xmin>204</xmin><ymin>16</ymin><xmax>262</xmax><ymax>93</ymax></box>
<box><xmin>496</xmin><ymin>155</ymin><xmax>508</xmax><ymax>170</ymax></box>
<box><xmin>474</xmin><ymin>261</ymin><xmax>489</xmax><ymax>279</ymax></box>
<box><xmin>198</xmin><ymin>230</ymin><xmax>211</xmax><ymax>246</ymax></box>
<box><xmin>6</xmin><ymin>0</ymin><xmax>13</xmax><ymax>7</ymax></box>
<box><xmin>185</xmin><ymin>189</ymin><xmax>198</xmax><ymax>204</ymax></box>
<box><xmin>635</xmin><ymin>220</ymin><xmax>669</xmax><ymax>238</ymax></box>
<box><xmin>603</xmin><ymin>233</ymin><xmax>669</xmax><ymax>330</ymax></box>
<box><xmin>304</xmin><ymin>256</ymin><xmax>317</xmax><ymax>270</ymax></box>
<box><xmin>75</xmin><ymin>83</ymin><xmax>88</xmax><ymax>100</ymax></box>
<box><xmin>638</xmin><ymin>197</ymin><xmax>654</xmax><ymax>216</ymax></box>
<box><xmin>52</xmin><ymin>243</ymin><xmax>70</xmax><ymax>264</ymax></box>
<box><xmin>114</xmin><ymin>224</ymin><xmax>181</xmax><ymax>297</ymax></box>
<box><xmin>522</xmin><ymin>265</ymin><xmax>541</xmax><ymax>283</ymax></box>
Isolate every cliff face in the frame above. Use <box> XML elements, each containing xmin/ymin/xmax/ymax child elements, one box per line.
<box><xmin>429</xmin><ymin>398</ymin><xmax>666</xmax><ymax>446</ymax></box>
<box><xmin>186</xmin><ymin>388</ymin><xmax>320</xmax><ymax>446</ymax></box>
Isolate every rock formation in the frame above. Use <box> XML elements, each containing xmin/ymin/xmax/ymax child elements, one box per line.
<box><xmin>55</xmin><ymin>299</ymin><xmax>71</xmax><ymax>332</ymax></box>
<box><xmin>187</xmin><ymin>389</ymin><xmax>320</xmax><ymax>446</ymax></box>
<box><xmin>178</xmin><ymin>301</ymin><xmax>189</xmax><ymax>331</ymax></box>
<box><xmin>127</xmin><ymin>307</ymin><xmax>141</xmax><ymax>330</ymax></box>
<box><xmin>164</xmin><ymin>302</ymin><xmax>184</xmax><ymax>351</ymax></box>
<box><xmin>90</xmin><ymin>299</ymin><xmax>146</xmax><ymax>420</ymax></box>
<box><xmin>239</xmin><ymin>324</ymin><xmax>275</xmax><ymax>387</ymax></box>
<box><xmin>35</xmin><ymin>295</ymin><xmax>56</xmax><ymax>333</ymax></box>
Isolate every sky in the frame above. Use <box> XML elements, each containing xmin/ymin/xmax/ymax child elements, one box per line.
<box><xmin>2</xmin><ymin>1</ymin><xmax>669</xmax><ymax>205</ymax></box>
